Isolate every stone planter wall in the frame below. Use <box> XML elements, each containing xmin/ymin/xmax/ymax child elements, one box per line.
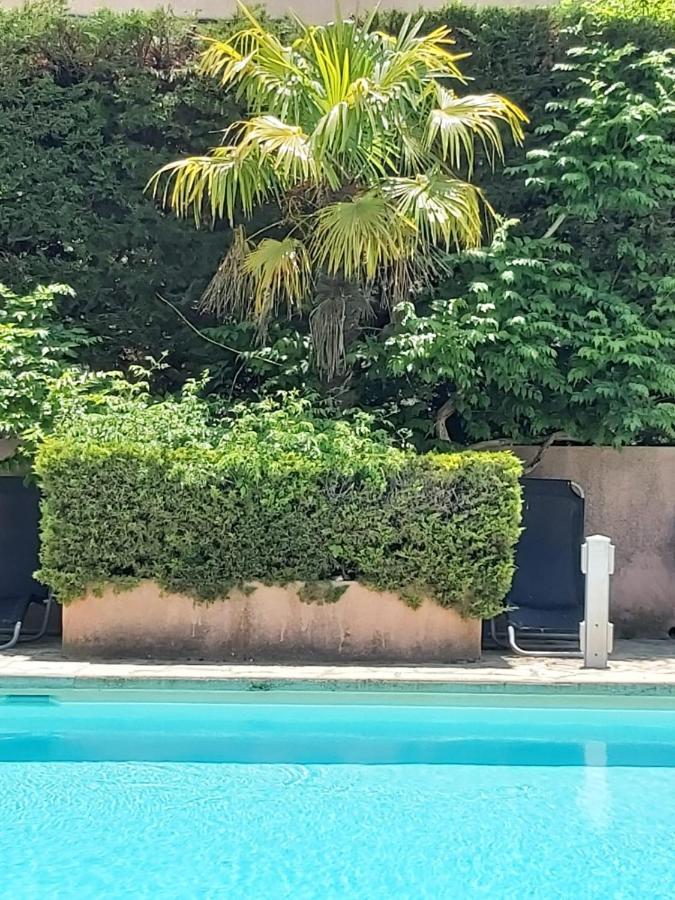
<box><xmin>515</xmin><ymin>446</ymin><xmax>675</xmax><ymax>638</ymax></box>
<box><xmin>62</xmin><ymin>580</ymin><xmax>481</xmax><ymax>662</ymax></box>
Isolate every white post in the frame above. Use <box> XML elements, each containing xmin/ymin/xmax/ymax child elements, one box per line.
<box><xmin>580</xmin><ymin>535</ymin><xmax>615</xmax><ymax>669</ymax></box>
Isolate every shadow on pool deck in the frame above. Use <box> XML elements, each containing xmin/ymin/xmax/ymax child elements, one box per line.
<box><xmin>1</xmin><ymin>638</ymin><xmax>675</xmax><ymax>688</ymax></box>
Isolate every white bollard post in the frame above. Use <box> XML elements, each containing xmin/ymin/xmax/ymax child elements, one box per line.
<box><xmin>580</xmin><ymin>535</ymin><xmax>615</xmax><ymax>669</ymax></box>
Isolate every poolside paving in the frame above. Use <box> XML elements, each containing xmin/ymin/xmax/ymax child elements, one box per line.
<box><xmin>1</xmin><ymin>639</ymin><xmax>675</xmax><ymax>692</ymax></box>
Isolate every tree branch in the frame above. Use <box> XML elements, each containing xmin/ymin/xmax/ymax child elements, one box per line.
<box><xmin>522</xmin><ymin>431</ymin><xmax>567</xmax><ymax>474</ymax></box>
<box><xmin>156</xmin><ymin>293</ymin><xmax>282</xmax><ymax>366</ymax></box>
<box><xmin>434</xmin><ymin>398</ymin><xmax>456</xmax><ymax>442</ymax></box>
<box><xmin>469</xmin><ymin>438</ymin><xmax>515</xmax><ymax>450</ymax></box>
<box><xmin>542</xmin><ymin>212</ymin><xmax>566</xmax><ymax>240</ymax></box>
<box><xmin>469</xmin><ymin>431</ymin><xmax>582</xmax><ymax>474</ymax></box>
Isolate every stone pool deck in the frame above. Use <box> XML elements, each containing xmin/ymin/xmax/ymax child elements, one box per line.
<box><xmin>1</xmin><ymin>639</ymin><xmax>675</xmax><ymax>693</ymax></box>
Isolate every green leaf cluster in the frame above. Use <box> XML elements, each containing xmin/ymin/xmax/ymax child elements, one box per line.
<box><xmin>35</xmin><ymin>400</ymin><xmax>522</xmax><ymax>619</ymax></box>
<box><xmin>0</xmin><ymin>283</ymin><xmax>101</xmax><ymax>460</ymax></box>
<box><xmin>0</xmin><ymin>281</ymin><xmax>218</xmax><ymax>462</ymax></box>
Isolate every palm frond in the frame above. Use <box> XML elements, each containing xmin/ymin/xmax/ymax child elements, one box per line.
<box><xmin>147</xmin><ymin>144</ymin><xmax>278</xmax><ymax>225</ymax></box>
<box><xmin>200</xmin><ymin>226</ymin><xmax>253</xmax><ymax>319</ymax></box>
<box><xmin>243</xmin><ymin>237</ymin><xmax>312</xmax><ymax>319</ymax></box>
<box><xmin>300</xmin><ymin>13</ymin><xmax>379</xmax><ymax>109</ymax></box>
<box><xmin>311</xmin><ymin>193</ymin><xmax>413</xmax><ymax>282</ymax></box>
<box><xmin>375</xmin><ymin>20</ymin><xmax>468</xmax><ymax>93</ymax></box>
<box><xmin>381</xmin><ymin>173</ymin><xmax>487</xmax><ymax>249</ymax></box>
<box><xmin>397</xmin><ymin>128</ymin><xmax>434</xmax><ymax>174</ymax></box>
<box><xmin>238</xmin><ymin>116</ymin><xmax>321</xmax><ymax>185</ymax></box>
<box><xmin>200</xmin><ymin>13</ymin><xmax>298</xmax><ymax>87</ymax></box>
<box><xmin>310</xmin><ymin>100</ymin><xmax>399</xmax><ymax>179</ymax></box>
<box><xmin>426</xmin><ymin>88</ymin><xmax>528</xmax><ymax>173</ymax></box>
<box><xmin>199</xmin><ymin>10</ymin><xmax>315</xmax><ymax>121</ymax></box>
<box><xmin>199</xmin><ymin>37</ymin><xmax>255</xmax><ymax>88</ymax></box>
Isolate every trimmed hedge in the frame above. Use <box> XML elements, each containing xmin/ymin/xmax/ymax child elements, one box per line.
<box><xmin>35</xmin><ymin>431</ymin><xmax>522</xmax><ymax>619</ymax></box>
<box><xmin>0</xmin><ymin>4</ymin><xmax>236</xmax><ymax>374</ymax></box>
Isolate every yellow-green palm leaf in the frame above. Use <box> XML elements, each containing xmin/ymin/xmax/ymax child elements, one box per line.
<box><xmin>311</xmin><ymin>194</ymin><xmax>414</xmax><ymax>282</ymax></box>
<box><xmin>243</xmin><ymin>237</ymin><xmax>311</xmax><ymax>318</ymax></box>
<box><xmin>238</xmin><ymin>116</ymin><xmax>320</xmax><ymax>183</ymax></box>
<box><xmin>148</xmin><ymin>144</ymin><xmax>277</xmax><ymax>225</ymax></box>
<box><xmin>382</xmin><ymin>173</ymin><xmax>486</xmax><ymax>249</ymax></box>
<box><xmin>427</xmin><ymin>87</ymin><xmax>528</xmax><ymax>173</ymax></box>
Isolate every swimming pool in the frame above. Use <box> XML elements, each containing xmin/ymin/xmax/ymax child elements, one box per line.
<box><xmin>1</xmin><ymin>691</ymin><xmax>674</xmax><ymax>898</ymax></box>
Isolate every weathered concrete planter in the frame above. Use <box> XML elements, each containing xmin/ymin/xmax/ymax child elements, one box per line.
<box><xmin>62</xmin><ymin>580</ymin><xmax>481</xmax><ymax>662</ymax></box>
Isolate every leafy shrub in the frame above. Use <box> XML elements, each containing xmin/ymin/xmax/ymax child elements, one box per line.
<box><xmin>0</xmin><ymin>284</ymin><xmax>73</xmax><ymax>437</ymax></box>
<box><xmin>0</xmin><ymin>281</ymin><xmax>217</xmax><ymax>462</ymax></box>
<box><xmin>0</xmin><ymin>283</ymin><xmax>102</xmax><ymax>460</ymax></box>
<box><xmin>380</xmin><ymin>40</ymin><xmax>675</xmax><ymax>446</ymax></box>
<box><xmin>35</xmin><ymin>403</ymin><xmax>522</xmax><ymax>618</ymax></box>
<box><xmin>56</xmin><ymin>372</ymin><xmax>221</xmax><ymax>449</ymax></box>
<box><xmin>562</xmin><ymin>0</ymin><xmax>675</xmax><ymax>28</ymax></box>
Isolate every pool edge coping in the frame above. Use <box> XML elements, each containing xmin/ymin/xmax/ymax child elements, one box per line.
<box><xmin>2</xmin><ymin>673</ymin><xmax>675</xmax><ymax>697</ymax></box>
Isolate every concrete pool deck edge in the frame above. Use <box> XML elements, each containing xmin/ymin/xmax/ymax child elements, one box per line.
<box><xmin>2</xmin><ymin>640</ymin><xmax>675</xmax><ymax>695</ymax></box>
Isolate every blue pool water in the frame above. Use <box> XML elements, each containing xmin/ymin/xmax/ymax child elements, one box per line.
<box><xmin>1</xmin><ymin>694</ymin><xmax>675</xmax><ymax>898</ymax></box>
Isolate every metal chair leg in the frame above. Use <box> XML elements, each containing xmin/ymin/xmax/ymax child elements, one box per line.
<box><xmin>489</xmin><ymin>617</ymin><xmax>509</xmax><ymax>649</ymax></box>
<box><xmin>18</xmin><ymin>592</ymin><xmax>53</xmax><ymax>643</ymax></box>
<box><xmin>0</xmin><ymin>620</ymin><xmax>22</xmax><ymax>651</ymax></box>
<box><xmin>507</xmin><ymin>625</ymin><xmax>582</xmax><ymax>659</ymax></box>
<box><xmin>1</xmin><ymin>593</ymin><xmax>54</xmax><ymax>651</ymax></box>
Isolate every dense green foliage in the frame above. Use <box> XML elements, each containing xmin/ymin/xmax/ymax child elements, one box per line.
<box><xmin>384</xmin><ymin>43</ymin><xmax>675</xmax><ymax>445</ymax></box>
<box><xmin>2</xmin><ymin>1</ymin><xmax>674</xmax><ymax>448</ymax></box>
<box><xmin>35</xmin><ymin>400</ymin><xmax>522</xmax><ymax>617</ymax></box>
<box><xmin>0</xmin><ymin>2</ymin><xmax>234</xmax><ymax>375</ymax></box>
<box><xmin>0</xmin><ymin>282</ymin><xmax>204</xmax><ymax>463</ymax></box>
<box><xmin>0</xmin><ymin>283</ymin><xmax>107</xmax><ymax>460</ymax></box>
<box><xmin>563</xmin><ymin>0</ymin><xmax>675</xmax><ymax>26</ymax></box>
<box><xmin>0</xmin><ymin>284</ymin><xmax>76</xmax><ymax>444</ymax></box>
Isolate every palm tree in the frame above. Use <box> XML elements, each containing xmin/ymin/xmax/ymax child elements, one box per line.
<box><xmin>150</xmin><ymin>4</ymin><xmax>527</xmax><ymax>379</ymax></box>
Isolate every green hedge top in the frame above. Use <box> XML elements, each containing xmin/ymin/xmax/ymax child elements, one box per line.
<box><xmin>35</xmin><ymin>413</ymin><xmax>522</xmax><ymax>618</ymax></box>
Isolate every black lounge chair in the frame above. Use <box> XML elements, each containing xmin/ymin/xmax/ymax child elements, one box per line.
<box><xmin>0</xmin><ymin>477</ymin><xmax>52</xmax><ymax>651</ymax></box>
<box><xmin>489</xmin><ymin>478</ymin><xmax>585</xmax><ymax>655</ymax></box>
